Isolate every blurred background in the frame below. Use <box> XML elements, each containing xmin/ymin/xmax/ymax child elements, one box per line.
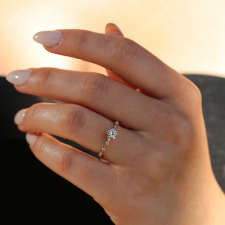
<box><xmin>1</xmin><ymin>1</ymin><xmax>225</xmax><ymax>224</ymax></box>
<box><xmin>0</xmin><ymin>0</ymin><xmax>225</xmax><ymax>77</ymax></box>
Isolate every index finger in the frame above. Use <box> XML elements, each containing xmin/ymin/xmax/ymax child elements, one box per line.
<box><xmin>33</xmin><ymin>29</ymin><xmax>190</xmax><ymax>99</ymax></box>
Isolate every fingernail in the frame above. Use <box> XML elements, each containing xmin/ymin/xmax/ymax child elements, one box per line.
<box><xmin>105</xmin><ymin>23</ymin><xmax>124</xmax><ymax>36</ymax></box>
<box><xmin>26</xmin><ymin>133</ymin><xmax>38</xmax><ymax>146</ymax></box>
<box><xmin>14</xmin><ymin>108</ymin><xmax>28</xmax><ymax>125</ymax></box>
<box><xmin>33</xmin><ymin>31</ymin><xmax>63</xmax><ymax>47</ymax></box>
<box><xmin>5</xmin><ymin>70</ymin><xmax>32</xmax><ymax>86</ymax></box>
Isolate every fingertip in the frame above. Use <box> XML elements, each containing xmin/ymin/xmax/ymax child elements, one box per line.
<box><xmin>26</xmin><ymin>132</ymin><xmax>38</xmax><ymax>146</ymax></box>
<box><xmin>33</xmin><ymin>31</ymin><xmax>63</xmax><ymax>48</ymax></box>
<box><xmin>14</xmin><ymin>108</ymin><xmax>28</xmax><ymax>125</ymax></box>
<box><xmin>105</xmin><ymin>23</ymin><xmax>124</xmax><ymax>36</ymax></box>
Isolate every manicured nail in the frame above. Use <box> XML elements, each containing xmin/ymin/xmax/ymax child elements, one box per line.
<box><xmin>26</xmin><ymin>133</ymin><xmax>38</xmax><ymax>146</ymax></box>
<box><xmin>33</xmin><ymin>31</ymin><xmax>63</xmax><ymax>47</ymax></box>
<box><xmin>105</xmin><ymin>23</ymin><xmax>124</xmax><ymax>36</ymax></box>
<box><xmin>14</xmin><ymin>108</ymin><xmax>28</xmax><ymax>125</ymax></box>
<box><xmin>5</xmin><ymin>70</ymin><xmax>32</xmax><ymax>85</ymax></box>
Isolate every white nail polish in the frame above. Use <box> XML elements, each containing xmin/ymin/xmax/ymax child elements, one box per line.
<box><xmin>26</xmin><ymin>133</ymin><xmax>38</xmax><ymax>146</ymax></box>
<box><xmin>33</xmin><ymin>31</ymin><xmax>63</xmax><ymax>47</ymax></box>
<box><xmin>14</xmin><ymin>108</ymin><xmax>28</xmax><ymax>125</ymax></box>
<box><xmin>6</xmin><ymin>70</ymin><xmax>32</xmax><ymax>86</ymax></box>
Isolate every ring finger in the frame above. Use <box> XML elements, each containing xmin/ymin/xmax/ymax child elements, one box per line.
<box><xmin>15</xmin><ymin>102</ymin><xmax>139</xmax><ymax>165</ymax></box>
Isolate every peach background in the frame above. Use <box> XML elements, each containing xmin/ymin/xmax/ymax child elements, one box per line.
<box><xmin>0</xmin><ymin>0</ymin><xmax>225</xmax><ymax>76</ymax></box>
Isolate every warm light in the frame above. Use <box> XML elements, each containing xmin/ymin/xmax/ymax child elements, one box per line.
<box><xmin>0</xmin><ymin>0</ymin><xmax>225</xmax><ymax>76</ymax></box>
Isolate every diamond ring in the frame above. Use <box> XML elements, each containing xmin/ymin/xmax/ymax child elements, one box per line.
<box><xmin>99</xmin><ymin>120</ymin><xmax>119</xmax><ymax>158</ymax></box>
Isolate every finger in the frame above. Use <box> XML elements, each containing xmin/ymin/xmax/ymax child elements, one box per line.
<box><xmin>12</xmin><ymin>68</ymin><xmax>159</xmax><ymax>131</ymax></box>
<box><xmin>105</xmin><ymin>23</ymin><xmax>124</xmax><ymax>37</ymax></box>
<box><xmin>105</xmin><ymin>23</ymin><xmax>137</xmax><ymax>90</ymax></box>
<box><xmin>26</xmin><ymin>132</ymin><xmax>116</xmax><ymax>201</ymax></box>
<box><xmin>33</xmin><ymin>28</ymin><xmax>188</xmax><ymax>99</ymax></box>
<box><xmin>16</xmin><ymin>103</ymin><xmax>139</xmax><ymax>165</ymax></box>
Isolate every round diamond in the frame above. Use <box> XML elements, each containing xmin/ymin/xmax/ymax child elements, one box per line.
<box><xmin>107</xmin><ymin>128</ymin><xmax>117</xmax><ymax>139</ymax></box>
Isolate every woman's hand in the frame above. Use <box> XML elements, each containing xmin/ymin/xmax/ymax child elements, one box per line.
<box><xmin>6</xmin><ymin>24</ymin><xmax>225</xmax><ymax>225</ymax></box>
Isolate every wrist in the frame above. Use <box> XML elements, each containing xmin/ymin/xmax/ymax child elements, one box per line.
<box><xmin>175</xmin><ymin>172</ymin><xmax>225</xmax><ymax>225</ymax></box>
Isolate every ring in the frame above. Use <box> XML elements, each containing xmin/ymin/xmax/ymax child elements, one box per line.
<box><xmin>99</xmin><ymin>120</ymin><xmax>119</xmax><ymax>158</ymax></box>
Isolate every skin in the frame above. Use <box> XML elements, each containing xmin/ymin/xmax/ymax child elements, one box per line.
<box><xmin>12</xmin><ymin>25</ymin><xmax>225</xmax><ymax>224</ymax></box>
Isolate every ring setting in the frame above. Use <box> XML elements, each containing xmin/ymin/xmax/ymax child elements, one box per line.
<box><xmin>99</xmin><ymin>120</ymin><xmax>119</xmax><ymax>158</ymax></box>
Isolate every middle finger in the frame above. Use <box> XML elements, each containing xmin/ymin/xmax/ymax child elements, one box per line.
<box><xmin>34</xmin><ymin>29</ymin><xmax>187</xmax><ymax>99</ymax></box>
<box><xmin>13</xmin><ymin>68</ymin><xmax>161</xmax><ymax>131</ymax></box>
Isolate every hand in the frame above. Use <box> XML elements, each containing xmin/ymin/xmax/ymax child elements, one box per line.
<box><xmin>6</xmin><ymin>24</ymin><xmax>225</xmax><ymax>225</ymax></box>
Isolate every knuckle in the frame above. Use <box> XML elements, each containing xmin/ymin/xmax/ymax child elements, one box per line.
<box><xmin>61</xmin><ymin>106</ymin><xmax>85</xmax><ymax>134</ymax></box>
<box><xmin>179</xmin><ymin>82</ymin><xmax>202</xmax><ymax>109</ymax></box>
<box><xmin>37</xmin><ymin>68</ymin><xmax>54</xmax><ymax>88</ymax></box>
<box><xmin>60</xmin><ymin>151</ymin><xmax>74</xmax><ymax>174</ymax></box>
<box><xmin>112</xmin><ymin>38</ymin><xmax>139</xmax><ymax>63</ymax></box>
<box><xmin>187</xmin><ymin>83</ymin><xmax>202</xmax><ymax>106</ymax></box>
<box><xmin>77</xmin><ymin>30</ymin><xmax>89</xmax><ymax>49</ymax></box>
<box><xmin>83</xmin><ymin>75</ymin><xmax>109</xmax><ymax>100</ymax></box>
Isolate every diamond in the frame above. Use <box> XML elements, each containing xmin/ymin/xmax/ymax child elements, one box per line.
<box><xmin>99</xmin><ymin>152</ymin><xmax>102</xmax><ymax>157</ymax></box>
<box><xmin>107</xmin><ymin>128</ymin><xmax>117</xmax><ymax>139</ymax></box>
<box><xmin>102</xmin><ymin>147</ymin><xmax>105</xmax><ymax>151</ymax></box>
